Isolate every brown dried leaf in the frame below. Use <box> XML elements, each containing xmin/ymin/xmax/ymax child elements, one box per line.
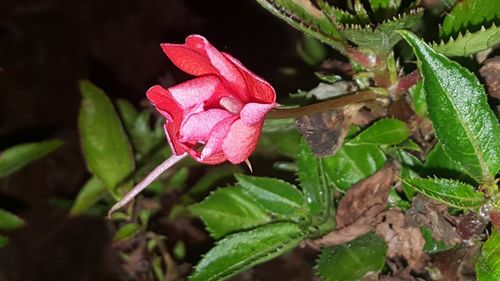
<box><xmin>296</xmin><ymin>105</ymin><xmax>357</xmax><ymax>157</ymax></box>
<box><xmin>387</xmin><ymin>98</ymin><xmax>416</xmax><ymax>123</ymax></box>
<box><xmin>314</xmin><ymin>161</ymin><xmax>399</xmax><ymax>246</ymax></box>
<box><xmin>375</xmin><ymin>209</ymin><xmax>428</xmax><ymax>270</ymax></box>
<box><xmin>406</xmin><ymin>195</ymin><xmax>461</xmax><ymax>246</ymax></box>
<box><xmin>490</xmin><ymin>210</ymin><xmax>500</xmax><ymax>232</ymax></box>
<box><xmin>480</xmin><ymin>56</ymin><xmax>500</xmax><ymax>99</ymax></box>
<box><xmin>432</xmin><ymin>243</ymin><xmax>481</xmax><ymax>281</ymax></box>
<box><xmin>336</xmin><ymin>161</ymin><xmax>399</xmax><ymax>228</ymax></box>
<box><xmin>119</xmin><ymin>235</ymin><xmax>154</xmax><ymax>280</ymax></box>
<box><xmin>456</xmin><ymin>211</ymin><xmax>487</xmax><ymax>240</ymax></box>
<box><xmin>313</xmin><ymin>218</ymin><xmax>374</xmax><ymax>246</ymax></box>
<box><xmin>377</xmin><ymin>268</ymin><xmax>425</xmax><ymax>281</ymax></box>
<box><xmin>351</xmin><ymin>108</ymin><xmax>385</xmax><ymax>126</ymax></box>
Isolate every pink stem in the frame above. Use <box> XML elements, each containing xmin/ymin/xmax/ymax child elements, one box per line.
<box><xmin>393</xmin><ymin>70</ymin><xmax>421</xmax><ymax>94</ymax></box>
<box><xmin>108</xmin><ymin>153</ymin><xmax>188</xmax><ymax>218</ymax></box>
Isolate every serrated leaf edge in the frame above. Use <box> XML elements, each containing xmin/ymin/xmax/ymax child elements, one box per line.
<box><xmin>188</xmin><ymin>186</ymin><xmax>271</xmax><ymax>239</ymax></box>
<box><xmin>402</xmin><ymin>177</ymin><xmax>485</xmax><ymax>209</ymax></box>
<box><xmin>440</xmin><ymin>0</ymin><xmax>500</xmax><ymax>37</ymax></box>
<box><xmin>431</xmin><ymin>23</ymin><xmax>500</xmax><ymax>56</ymax></box>
<box><xmin>189</xmin><ymin>222</ymin><xmax>306</xmax><ymax>281</ymax></box>
<box><xmin>235</xmin><ymin>174</ymin><xmax>306</xmax><ymax>210</ymax></box>
<box><xmin>336</xmin><ymin>7</ymin><xmax>424</xmax><ymax>32</ymax></box>
<box><xmin>256</xmin><ymin>0</ymin><xmax>347</xmax><ymax>53</ymax></box>
<box><xmin>400</xmin><ymin>30</ymin><xmax>500</xmax><ymax>183</ymax></box>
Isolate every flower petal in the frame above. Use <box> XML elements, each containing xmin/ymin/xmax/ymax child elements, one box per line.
<box><xmin>196</xmin><ymin>152</ymin><xmax>227</xmax><ymax>165</ymax></box>
<box><xmin>160</xmin><ymin>44</ymin><xmax>217</xmax><ymax>76</ymax></box>
<box><xmin>200</xmin><ymin>116</ymin><xmax>238</xmax><ymax>160</ymax></box>
<box><xmin>239</xmin><ymin>102</ymin><xmax>277</xmax><ymax>126</ymax></box>
<box><xmin>146</xmin><ymin>86</ymin><xmax>189</xmax><ymax>156</ymax></box>
<box><xmin>168</xmin><ymin>75</ymin><xmax>229</xmax><ymax>110</ymax></box>
<box><xmin>222</xmin><ymin>119</ymin><xmax>263</xmax><ymax>164</ymax></box>
<box><xmin>223</xmin><ymin>53</ymin><xmax>276</xmax><ymax>104</ymax></box>
<box><xmin>179</xmin><ymin>109</ymin><xmax>233</xmax><ymax>143</ymax></box>
<box><xmin>163</xmin><ymin>123</ymin><xmax>188</xmax><ymax>156</ymax></box>
<box><xmin>146</xmin><ymin>85</ymin><xmax>184</xmax><ymax>121</ymax></box>
<box><xmin>161</xmin><ymin>35</ymin><xmax>247</xmax><ymax>99</ymax></box>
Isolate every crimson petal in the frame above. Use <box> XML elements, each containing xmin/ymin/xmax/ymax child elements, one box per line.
<box><xmin>222</xmin><ymin>119</ymin><xmax>263</xmax><ymax>164</ymax></box>
<box><xmin>161</xmin><ymin>35</ymin><xmax>247</xmax><ymax>100</ymax></box>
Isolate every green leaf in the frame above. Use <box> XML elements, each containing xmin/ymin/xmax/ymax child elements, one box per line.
<box><xmin>433</xmin><ymin>24</ymin><xmax>500</xmax><ymax>57</ymax></box>
<box><xmin>423</xmin><ymin>143</ymin><xmax>473</xmax><ymax>183</ymax></box>
<box><xmin>116</xmin><ymin>99</ymin><xmax>139</xmax><ymax>132</ymax></box>
<box><xmin>79</xmin><ymin>81</ymin><xmax>135</xmax><ymax>191</ymax></box>
<box><xmin>70</xmin><ymin>177</ymin><xmax>107</xmax><ymax>216</ymax></box>
<box><xmin>397</xmin><ymin>140</ymin><xmax>421</xmax><ymax>152</ymax></box>
<box><xmin>369</xmin><ymin>0</ymin><xmax>401</xmax><ymax>19</ymax></box>
<box><xmin>317</xmin><ymin>0</ymin><xmax>358</xmax><ymax>25</ymax></box>
<box><xmin>339</xmin><ymin>8</ymin><xmax>423</xmax><ymax>54</ymax></box>
<box><xmin>350</xmin><ymin>119</ymin><xmax>409</xmax><ymax>146</ymax></box>
<box><xmin>138</xmin><ymin>209</ymin><xmax>151</xmax><ymax>226</ymax></box>
<box><xmin>421</xmin><ymin>227</ymin><xmax>455</xmax><ymax>254</ymax></box>
<box><xmin>395</xmin><ymin>150</ymin><xmax>422</xmax><ymax>200</ymax></box>
<box><xmin>353</xmin><ymin>0</ymin><xmax>370</xmax><ymax>24</ymax></box>
<box><xmin>409</xmin><ymin>80</ymin><xmax>427</xmax><ymax>117</ymax></box>
<box><xmin>166</xmin><ymin>166</ymin><xmax>189</xmax><ymax>190</ymax></box>
<box><xmin>323</xmin><ymin>144</ymin><xmax>386</xmax><ymax>191</ymax></box>
<box><xmin>297</xmin><ymin>35</ymin><xmax>327</xmax><ymax>65</ymax></box>
<box><xmin>395</xmin><ymin>149</ymin><xmax>422</xmax><ymax>169</ymax></box>
<box><xmin>0</xmin><ymin>140</ymin><xmax>63</xmax><ymax>178</ymax></box>
<box><xmin>235</xmin><ymin>174</ymin><xmax>307</xmax><ymax>220</ymax></box>
<box><xmin>399</xmin><ymin>31</ymin><xmax>500</xmax><ymax>185</ymax></box>
<box><xmin>297</xmin><ymin>139</ymin><xmax>330</xmax><ymax>217</ymax></box>
<box><xmin>190</xmin><ymin>166</ymin><xmax>241</xmax><ymax>196</ymax></box>
<box><xmin>402</xmin><ymin>177</ymin><xmax>485</xmax><ymax>209</ymax></box>
<box><xmin>388</xmin><ymin>189</ymin><xmax>410</xmax><ymax>209</ymax></box>
<box><xmin>315</xmin><ymin>232</ymin><xmax>387</xmax><ymax>281</ymax></box>
<box><xmin>188</xmin><ymin>222</ymin><xmax>305</xmax><ymax>281</ymax></box>
<box><xmin>0</xmin><ymin>235</ymin><xmax>8</xmax><ymax>248</ymax></box>
<box><xmin>131</xmin><ymin>111</ymin><xmax>162</xmax><ymax>156</ymax></box>
<box><xmin>254</xmin><ymin>0</ymin><xmax>347</xmax><ymax>53</ymax></box>
<box><xmin>152</xmin><ymin>256</ymin><xmax>165</xmax><ymax>281</ymax></box>
<box><xmin>189</xmin><ymin>187</ymin><xmax>272</xmax><ymax>239</ymax></box>
<box><xmin>262</xmin><ymin>118</ymin><xmax>295</xmax><ymax>133</ymax></box>
<box><xmin>477</xmin><ymin>230</ymin><xmax>500</xmax><ymax>281</ymax></box>
<box><xmin>440</xmin><ymin>0</ymin><xmax>500</xmax><ymax>37</ymax></box>
<box><xmin>113</xmin><ymin>223</ymin><xmax>141</xmax><ymax>241</ymax></box>
<box><xmin>173</xmin><ymin>241</ymin><xmax>186</xmax><ymax>260</ymax></box>
<box><xmin>259</xmin><ymin>128</ymin><xmax>302</xmax><ymax>158</ymax></box>
<box><xmin>0</xmin><ymin>209</ymin><xmax>25</xmax><ymax>230</ymax></box>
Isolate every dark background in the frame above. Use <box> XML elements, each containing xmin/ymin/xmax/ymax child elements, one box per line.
<box><xmin>0</xmin><ymin>0</ymin><xmax>318</xmax><ymax>280</ymax></box>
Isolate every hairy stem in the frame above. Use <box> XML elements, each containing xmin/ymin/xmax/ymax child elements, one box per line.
<box><xmin>108</xmin><ymin>153</ymin><xmax>188</xmax><ymax>218</ymax></box>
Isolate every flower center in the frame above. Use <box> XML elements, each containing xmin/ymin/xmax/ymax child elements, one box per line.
<box><xmin>219</xmin><ymin>96</ymin><xmax>244</xmax><ymax>114</ymax></box>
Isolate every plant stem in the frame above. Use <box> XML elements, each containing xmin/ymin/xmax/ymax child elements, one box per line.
<box><xmin>391</xmin><ymin>70</ymin><xmax>421</xmax><ymax>94</ymax></box>
<box><xmin>267</xmin><ymin>90</ymin><xmax>380</xmax><ymax>119</ymax></box>
<box><xmin>108</xmin><ymin>153</ymin><xmax>188</xmax><ymax>218</ymax></box>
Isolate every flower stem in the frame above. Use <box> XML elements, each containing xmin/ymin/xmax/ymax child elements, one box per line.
<box><xmin>108</xmin><ymin>152</ymin><xmax>188</xmax><ymax>218</ymax></box>
<box><xmin>267</xmin><ymin>90</ymin><xmax>380</xmax><ymax>119</ymax></box>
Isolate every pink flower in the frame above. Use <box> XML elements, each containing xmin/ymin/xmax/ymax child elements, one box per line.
<box><xmin>108</xmin><ymin>35</ymin><xmax>277</xmax><ymax>216</ymax></box>
<box><xmin>147</xmin><ymin>35</ymin><xmax>277</xmax><ymax>164</ymax></box>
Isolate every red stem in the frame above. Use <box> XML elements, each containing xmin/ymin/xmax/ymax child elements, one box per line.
<box><xmin>393</xmin><ymin>70</ymin><xmax>421</xmax><ymax>94</ymax></box>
